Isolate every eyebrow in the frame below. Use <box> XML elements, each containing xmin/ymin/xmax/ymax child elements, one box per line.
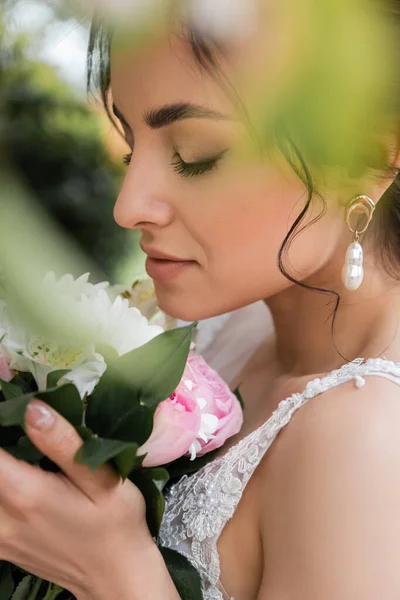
<box><xmin>112</xmin><ymin>102</ymin><xmax>228</xmax><ymax>130</ymax></box>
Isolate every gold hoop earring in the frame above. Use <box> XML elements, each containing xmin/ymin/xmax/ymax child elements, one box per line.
<box><xmin>342</xmin><ymin>195</ymin><xmax>375</xmax><ymax>291</ymax></box>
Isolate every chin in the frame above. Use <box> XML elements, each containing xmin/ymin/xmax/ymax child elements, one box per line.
<box><xmin>157</xmin><ymin>298</ymin><xmax>216</xmax><ymax>322</ymax></box>
<box><xmin>155</xmin><ymin>288</ymin><xmax>228</xmax><ymax>322</ymax></box>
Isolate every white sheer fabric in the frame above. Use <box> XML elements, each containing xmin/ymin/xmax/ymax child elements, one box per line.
<box><xmin>159</xmin><ymin>357</ymin><xmax>400</xmax><ymax>599</ymax></box>
<box><xmin>178</xmin><ymin>300</ymin><xmax>273</xmax><ymax>384</ymax></box>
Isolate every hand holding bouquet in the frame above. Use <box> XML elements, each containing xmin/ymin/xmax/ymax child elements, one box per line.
<box><xmin>0</xmin><ymin>274</ymin><xmax>243</xmax><ymax>600</ymax></box>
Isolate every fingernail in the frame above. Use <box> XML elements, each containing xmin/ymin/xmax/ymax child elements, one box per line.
<box><xmin>26</xmin><ymin>400</ymin><xmax>55</xmax><ymax>430</ymax></box>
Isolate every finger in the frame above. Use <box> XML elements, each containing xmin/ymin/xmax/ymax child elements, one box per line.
<box><xmin>0</xmin><ymin>446</ymin><xmax>39</xmax><ymax>509</ymax></box>
<box><xmin>24</xmin><ymin>399</ymin><xmax>121</xmax><ymax>502</ymax></box>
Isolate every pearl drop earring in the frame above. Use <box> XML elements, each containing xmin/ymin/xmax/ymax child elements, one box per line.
<box><xmin>342</xmin><ymin>195</ymin><xmax>375</xmax><ymax>291</ymax></box>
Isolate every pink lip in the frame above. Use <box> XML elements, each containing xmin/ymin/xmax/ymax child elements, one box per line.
<box><xmin>145</xmin><ymin>257</ymin><xmax>196</xmax><ymax>281</ymax></box>
<box><xmin>140</xmin><ymin>243</ymin><xmax>197</xmax><ymax>281</ymax></box>
<box><xmin>140</xmin><ymin>243</ymin><xmax>188</xmax><ymax>262</ymax></box>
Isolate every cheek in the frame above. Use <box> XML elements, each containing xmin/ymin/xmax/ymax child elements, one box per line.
<box><xmin>155</xmin><ymin>172</ymin><xmax>297</xmax><ymax>319</ymax></box>
<box><xmin>155</xmin><ymin>167</ymin><xmax>342</xmax><ymax>321</ymax></box>
<box><xmin>200</xmin><ymin>170</ymin><xmax>304</xmax><ymax>284</ymax></box>
<box><xmin>205</xmin><ymin>164</ymin><xmax>342</xmax><ymax>277</ymax></box>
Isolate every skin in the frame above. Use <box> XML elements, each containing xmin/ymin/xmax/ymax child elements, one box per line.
<box><xmin>0</xmin><ymin>400</ymin><xmax>179</xmax><ymax>599</ymax></box>
<box><xmin>112</xmin><ymin>33</ymin><xmax>347</xmax><ymax>325</ymax></box>
<box><xmin>111</xmin><ymin>29</ymin><xmax>400</xmax><ymax>600</ymax></box>
<box><xmin>1</xmin><ymin>15</ymin><xmax>400</xmax><ymax>600</ymax></box>
<box><xmin>110</xmin><ymin>32</ymin><xmax>400</xmax><ymax>373</ymax></box>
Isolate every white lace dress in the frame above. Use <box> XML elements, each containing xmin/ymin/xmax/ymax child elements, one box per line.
<box><xmin>158</xmin><ymin>357</ymin><xmax>400</xmax><ymax>600</ymax></box>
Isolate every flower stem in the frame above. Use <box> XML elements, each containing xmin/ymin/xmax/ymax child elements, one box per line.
<box><xmin>42</xmin><ymin>582</ymin><xmax>64</xmax><ymax>600</ymax></box>
<box><xmin>26</xmin><ymin>578</ymin><xmax>43</xmax><ymax>600</ymax></box>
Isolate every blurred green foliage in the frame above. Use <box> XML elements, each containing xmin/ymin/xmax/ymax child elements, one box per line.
<box><xmin>1</xmin><ymin>25</ymin><xmax>131</xmax><ymax>281</ymax></box>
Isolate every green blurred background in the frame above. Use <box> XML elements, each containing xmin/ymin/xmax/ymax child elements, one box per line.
<box><xmin>0</xmin><ymin>0</ymin><xmax>397</xmax><ymax>295</ymax></box>
<box><xmin>0</xmin><ymin>0</ymin><xmax>145</xmax><ymax>284</ymax></box>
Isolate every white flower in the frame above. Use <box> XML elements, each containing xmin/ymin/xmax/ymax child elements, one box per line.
<box><xmin>0</xmin><ymin>273</ymin><xmax>163</xmax><ymax>398</ymax></box>
<box><xmin>0</xmin><ymin>301</ymin><xmax>106</xmax><ymax>397</ymax></box>
<box><xmin>78</xmin><ymin>288</ymin><xmax>163</xmax><ymax>356</ymax></box>
<box><xmin>5</xmin><ymin>340</ymin><xmax>105</xmax><ymax>398</ymax></box>
<box><xmin>109</xmin><ymin>279</ymin><xmax>176</xmax><ymax>330</ymax></box>
<box><xmin>188</xmin><ymin>395</ymin><xmax>219</xmax><ymax>461</ymax></box>
<box><xmin>43</xmin><ymin>271</ymin><xmax>109</xmax><ymax>299</ymax></box>
<box><xmin>62</xmin><ymin>358</ymin><xmax>107</xmax><ymax>397</ymax></box>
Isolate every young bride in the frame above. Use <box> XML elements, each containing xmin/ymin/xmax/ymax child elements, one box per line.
<box><xmin>1</xmin><ymin>2</ymin><xmax>400</xmax><ymax>599</ymax></box>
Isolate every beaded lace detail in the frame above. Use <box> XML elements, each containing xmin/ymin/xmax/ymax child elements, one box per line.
<box><xmin>159</xmin><ymin>358</ymin><xmax>400</xmax><ymax>600</ymax></box>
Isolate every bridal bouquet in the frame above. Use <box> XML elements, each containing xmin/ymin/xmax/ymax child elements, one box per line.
<box><xmin>0</xmin><ymin>274</ymin><xmax>243</xmax><ymax>600</ymax></box>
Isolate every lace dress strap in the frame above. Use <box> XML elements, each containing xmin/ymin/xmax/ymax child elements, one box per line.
<box><xmin>159</xmin><ymin>357</ymin><xmax>400</xmax><ymax>600</ymax></box>
<box><xmin>223</xmin><ymin>358</ymin><xmax>400</xmax><ymax>487</ymax></box>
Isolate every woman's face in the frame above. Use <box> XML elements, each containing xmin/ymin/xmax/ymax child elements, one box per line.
<box><xmin>110</xmin><ymin>32</ymin><xmax>345</xmax><ymax>321</ymax></box>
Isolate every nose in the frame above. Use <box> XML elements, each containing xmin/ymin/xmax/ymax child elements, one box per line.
<box><xmin>114</xmin><ymin>159</ymin><xmax>174</xmax><ymax>230</ymax></box>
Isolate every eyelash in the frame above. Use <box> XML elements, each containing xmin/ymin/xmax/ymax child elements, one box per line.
<box><xmin>122</xmin><ymin>150</ymin><xmax>226</xmax><ymax>178</ymax></box>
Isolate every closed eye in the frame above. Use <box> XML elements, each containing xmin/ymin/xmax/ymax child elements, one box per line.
<box><xmin>122</xmin><ymin>149</ymin><xmax>228</xmax><ymax>178</ymax></box>
<box><xmin>171</xmin><ymin>150</ymin><xmax>228</xmax><ymax>178</ymax></box>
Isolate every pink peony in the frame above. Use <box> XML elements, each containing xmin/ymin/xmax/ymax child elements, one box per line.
<box><xmin>182</xmin><ymin>354</ymin><xmax>243</xmax><ymax>459</ymax></box>
<box><xmin>138</xmin><ymin>388</ymin><xmax>201</xmax><ymax>467</ymax></box>
<box><xmin>137</xmin><ymin>352</ymin><xmax>243</xmax><ymax>467</ymax></box>
<box><xmin>0</xmin><ymin>351</ymin><xmax>14</xmax><ymax>383</ymax></box>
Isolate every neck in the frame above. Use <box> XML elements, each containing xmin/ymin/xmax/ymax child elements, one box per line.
<box><xmin>266</xmin><ymin>254</ymin><xmax>400</xmax><ymax>377</ymax></box>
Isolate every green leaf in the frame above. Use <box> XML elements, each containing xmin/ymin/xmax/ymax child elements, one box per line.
<box><xmin>130</xmin><ymin>469</ymin><xmax>166</xmax><ymax>538</ymax></box>
<box><xmin>74</xmin><ymin>437</ymin><xmax>139</xmax><ymax>478</ymax></box>
<box><xmin>85</xmin><ymin>377</ymin><xmax>153</xmax><ymax>444</ymax></box>
<box><xmin>105</xmin><ymin>398</ymin><xmax>153</xmax><ymax>443</ymax></box>
<box><xmin>75</xmin><ymin>425</ymin><xmax>93</xmax><ymax>441</ymax></box>
<box><xmin>36</xmin><ymin>385</ymin><xmax>82</xmax><ymax>426</ymax></box>
<box><xmin>159</xmin><ymin>547</ymin><xmax>203</xmax><ymax>600</ymax></box>
<box><xmin>233</xmin><ymin>385</ymin><xmax>245</xmax><ymax>410</ymax></box>
<box><xmin>46</xmin><ymin>370</ymin><xmax>70</xmax><ymax>389</ymax></box>
<box><xmin>11</xmin><ymin>576</ymin><xmax>32</xmax><ymax>600</ymax></box>
<box><xmin>113</xmin><ymin>444</ymin><xmax>144</xmax><ymax>479</ymax></box>
<box><xmin>85</xmin><ymin>325</ymin><xmax>195</xmax><ymax>448</ymax></box>
<box><xmin>0</xmin><ymin>380</ymin><xmax>24</xmax><ymax>401</ymax></box>
<box><xmin>1</xmin><ymin>374</ymin><xmax>36</xmax><ymax>398</ymax></box>
<box><xmin>146</xmin><ymin>467</ymin><xmax>170</xmax><ymax>492</ymax></box>
<box><xmin>4</xmin><ymin>436</ymin><xmax>43</xmax><ymax>463</ymax></box>
<box><xmin>0</xmin><ymin>394</ymin><xmax>36</xmax><ymax>428</ymax></box>
<box><xmin>0</xmin><ymin>384</ymin><xmax>82</xmax><ymax>430</ymax></box>
<box><xmin>26</xmin><ymin>578</ymin><xmax>44</xmax><ymax>600</ymax></box>
<box><xmin>109</xmin><ymin>323</ymin><xmax>196</xmax><ymax>410</ymax></box>
<box><xmin>0</xmin><ymin>562</ymin><xmax>15</xmax><ymax>600</ymax></box>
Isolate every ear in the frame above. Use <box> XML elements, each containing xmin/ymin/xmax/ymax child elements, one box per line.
<box><xmin>368</xmin><ymin>129</ymin><xmax>400</xmax><ymax>205</ymax></box>
<box><xmin>324</xmin><ymin>126</ymin><xmax>400</xmax><ymax>210</ymax></box>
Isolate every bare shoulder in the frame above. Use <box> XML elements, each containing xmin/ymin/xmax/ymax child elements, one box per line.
<box><xmin>257</xmin><ymin>373</ymin><xmax>400</xmax><ymax>600</ymax></box>
<box><xmin>261</xmin><ymin>371</ymin><xmax>400</xmax><ymax>498</ymax></box>
<box><xmin>285</xmin><ymin>372</ymin><xmax>400</xmax><ymax>455</ymax></box>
